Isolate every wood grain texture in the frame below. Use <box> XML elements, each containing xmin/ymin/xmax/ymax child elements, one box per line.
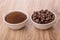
<box><xmin>0</xmin><ymin>0</ymin><xmax>60</xmax><ymax>40</ymax></box>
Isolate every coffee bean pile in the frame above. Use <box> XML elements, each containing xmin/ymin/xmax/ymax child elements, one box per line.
<box><xmin>32</xmin><ymin>10</ymin><xmax>55</xmax><ymax>24</ymax></box>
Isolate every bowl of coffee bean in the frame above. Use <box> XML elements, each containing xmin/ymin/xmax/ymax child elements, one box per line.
<box><xmin>3</xmin><ymin>10</ymin><xmax>28</xmax><ymax>30</ymax></box>
<box><xmin>30</xmin><ymin>9</ymin><xmax>56</xmax><ymax>29</ymax></box>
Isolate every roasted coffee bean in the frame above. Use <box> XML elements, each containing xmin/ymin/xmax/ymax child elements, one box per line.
<box><xmin>32</xmin><ymin>13</ymin><xmax>36</xmax><ymax>17</ymax></box>
<box><xmin>45</xmin><ymin>10</ymin><xmax>48</xmax><ymax>12</ymax></box>
<box><xmin>37</xmin><ymin>11</ymin><xmax>40</xmax><ymax>15</ymax></box>
<box><xmin>35</xmin><ymin>19</ymin><xmax>39</xmax><ymax>23</ymax></box>
<box><xmin>45</xmin><ymin>21</ymin><xmax>48</xmax><ymax>23</ymax></box>
<box><xmin>39</xmin><ymin>10</ymin><xmax>43</xmax><ymax>12</ymax></box>
<box><xmin>46</xmin><ymin>18</ymin><xmax>49</xmax><ymax>21</ymax></box>
<box><xmin>38</xmin><ymin>15</ymin><xmax>41</xmax><ymax>18</ymax></box>
<box><xmin>49</xmin><ymin>20</ymin><xmax>52</xmax><ymax>22</ymax></box>
<box><xmin>32</xmin><ymin>17</ymin><xmax>36</xmax><ymax>20</ymax></box>
<box><xmin>32</xmin><ymin>9</ymin><xmax>55</xmax><ymax>24</ymax></box>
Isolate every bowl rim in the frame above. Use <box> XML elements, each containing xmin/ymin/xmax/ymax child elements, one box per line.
<box><xmin>3</xmin><ymin>10</ymin><xmax>28</xmax><ymax>25</ymax></box>
<box><xmin>30</xmin><ymin>9</ymin><xmax>56</xmax><ymax>25</ymax></box>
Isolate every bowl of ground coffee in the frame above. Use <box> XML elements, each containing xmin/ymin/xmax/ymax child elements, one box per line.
<box><xmin>3</xmin><ymin>10</ymin><xmax>28</xmax><ymax>30</ymax></box>
<box><xmin>30</xmin><ymin>9</ymin><xmax>56</xmax><ymax>29</ymax></box>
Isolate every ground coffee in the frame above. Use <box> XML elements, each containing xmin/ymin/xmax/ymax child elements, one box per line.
<box><xmin>5</xmin><ymin>11</ymin><xmax>27</xmax><ymax>24</ymax></box>
<box><xmin>32</xmin><ymin>10</ymin><xmax>55</xmax><ymax>24</ymax></box>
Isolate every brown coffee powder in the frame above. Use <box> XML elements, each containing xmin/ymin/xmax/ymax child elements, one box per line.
<box><xmin>5</xmin><ymin>11</ymin><xmax>27</xmax><ymax>24</ymax></box>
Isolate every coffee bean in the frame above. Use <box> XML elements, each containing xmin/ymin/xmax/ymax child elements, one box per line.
<box><xmin>35</xmin><ymin>19</ymin><xmax>39</xmax><ymax>23</ymax></box>
<box><xmin>32</xmin><ymin>13</ymin><xmax>36</xmax><ymax>17</ymax></box>
<box><xmin>32</xmin><ymin>17</ymin><xmax>36</xmax><ymax>20</ymax></box>
<box><xmin>37</xmin><ymin>11</ymin><xmax>40</xmax><ymax>15</ymax></box>
<box><xmin>45</xmin><ymin>10</ymin><xmax>48</xmax><ymax>12</ymax></box>
<box><xmin>49</xmin><ymin>20</ymin><xmax>52</xmax><ymax>22</ymax></box>
<box><xmin>46</xmin><ymin>18</ymin><xmax>49</xmax><ymax>21</ymax></box>
<box><xmin>39</xmin><ymin>10</ymin><xmax>44</xmax><ymax>13</ymax></box>
<box><xmin>41</xmin><ymin>20</ymin><xmax>44</xmax><ymax>22</ymax></box>
<box><xmin>38</xmin><ymin>15</ymin><xmax>41</xmax><ymax>18</ymax></box>
<box><xmin>32</xmin><ymin>9</ymin><xmax>55</xmax><ymax>24</ymax></box>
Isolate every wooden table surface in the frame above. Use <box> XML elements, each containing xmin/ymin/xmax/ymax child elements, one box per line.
<box><xmin>0</xmin><ymin>0</ymin><xmax>60</xmax><ymax>40</ymax></box>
